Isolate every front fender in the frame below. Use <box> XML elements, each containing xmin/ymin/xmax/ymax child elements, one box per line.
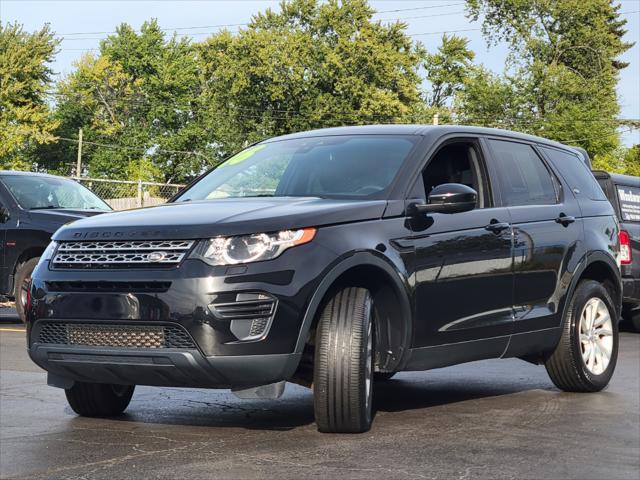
<box><xmin>294</xmin><ymin>251</ymin><xmax>413</xmax><ymax>370</ymax></box>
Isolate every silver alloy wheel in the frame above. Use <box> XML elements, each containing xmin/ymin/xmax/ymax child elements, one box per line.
<box><xmin>364</xmin><ymin>319</ymin><xmax>373</xmax><ymax>414</ymax></box>
<box><xmin>579</xmin><ymin>297</ymin><xmax>614</xmax><ymax>375</ymax></box>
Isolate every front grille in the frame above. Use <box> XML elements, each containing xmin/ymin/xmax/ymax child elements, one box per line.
<box><xmin>52</xmin><ymin>240</ymin><xmax>195</xmax><ymax>269</ymax></box>
<box><xmin>37</xmin><ymin>322</ymin><xmax>196</xmax><ymax>349</ymax></box>
<box><xmin>46</xmin><ymin>281</ymin><xmax>172</xmax><ymax>293</ymax></box>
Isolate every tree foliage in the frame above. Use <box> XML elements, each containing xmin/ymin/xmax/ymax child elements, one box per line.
<box><xmin>47</xmin><ymin>20</ymin><xmax>205</xmax><ymax>181</ymax></box>
<box><xmin>424</xmin><ymin>34</ymin><xmax>475</xmax><ymax>109</ymax></box>
<box><xmin>6</xmin><ymin>0</ymin><xmax>639</xmax><ymax>179</ymax></box>
<box><xmin>593</xmin><ymin>145</ymin><xmax>640</xmax><ymax>176</ymax></box>
<box><xmin>0</xmin><ymin>23</ymin><xmax>59</xmax><ymax>170</ymax></box>
<box><xmin>197</xmin><ymin>0</ymin><xmax>424</xmax><ymax>156</ymax></box>
<box><xmin>464</xmin><ymin>0</ymin><xmax>634</xmax><ymax>157</ymax></box>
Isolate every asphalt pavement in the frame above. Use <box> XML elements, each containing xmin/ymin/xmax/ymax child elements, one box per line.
<box><xmin>1</xmin><ymin>325</ymin><xmax>638</xmax><ymax>480</ymax></box>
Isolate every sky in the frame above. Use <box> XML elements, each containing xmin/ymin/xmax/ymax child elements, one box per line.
<box><xmin>1</xmin><ymin>0</ymin><xmax>639</xmax><ymax>145</ymax></box>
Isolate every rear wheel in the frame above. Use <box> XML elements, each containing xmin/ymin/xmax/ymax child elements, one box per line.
<box><xmin>14</xmin><ymin>257</ymin><xmax>39</xmax><ymax>323</ymax></box>
<box><xmin>313</xmin><ymin>287</ymin><xmax>374</xmax><ymax>433</ymax></box>
<box><xmin>545</xmin><ymin>280</ymin><xmax>618</xmax><ymax>392</ymax></box>
<box><xmin>65</xmin><ymin>382</ymin><xmax>135</xmax><ymax>417</ymax></box>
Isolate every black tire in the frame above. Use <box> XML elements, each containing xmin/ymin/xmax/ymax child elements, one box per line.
<box><xmin>14</xmin><ymin>257</ymin><xmax>39</xmax><ymax>323</ymax></box>
<box><xmin>374</xmin><ymin>372</ymin><xmax>396</xmax><ymax>382</ymax></box>
<box><xmin>314</xmin><ymin>287</ymin><xmax>374</xmax><ymax>433</ymax></box>
<box><xmin>622</xmin><ymin>305</ymin><xmax>640</xmax><ymax>332</ymax></box>
<box><xmin>545</xmin><ymin>280</ymin><xmax>619</xmax><ymax>392</ymax></box>
<box><xmin>65</xmin><ymin>382</ymin><xmax>135</xmax><ymax>417</ymax></box>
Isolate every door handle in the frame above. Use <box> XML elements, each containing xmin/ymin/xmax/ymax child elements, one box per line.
<box><xmin>485</xmin><ymin>221</ymin><xmax>510</xmax><ymax>233</ymax></box>
<box><xmin>555</xmin><ymin>214</ymin><xmax>576</xmax><ymax>227</ymax></box>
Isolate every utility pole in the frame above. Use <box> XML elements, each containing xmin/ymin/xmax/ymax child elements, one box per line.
<box><xmin>76</xmin><ymin>128</ymin><xmax>83</xmax><ymax>178</ymax></box>
<box><xmin>432</xmin><ymin>113</ymin><xmax>440</xmax><ymax>126</ymax></box>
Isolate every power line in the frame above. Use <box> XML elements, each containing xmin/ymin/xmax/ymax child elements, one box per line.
<box><xmin>59</xmin><ymin>9</ymin><xmax>472</xmax><ymax>41</ymax></box>
<box><xmin>42</xmin><ymin>89</ymin><xmax>637</xmax><ymax>125</ymax></box>
<box><xmin>57</xmin><ymin>2</ymin><xmax>465</xmax><ymax>37</ymax></box>
<box><xmin>56</xmin><ymin>136</ymin><xmax>209</xmax><ymax>158</ymax></box>
<box><xmin>52</xmin><ymin>125</ymin><xmax>637</xmax><ymax>159</ymax></box>
<box><xmin>55</xmin><ymin>7</ymin><xmax>640</xmax><ymax>41</ymax></box>
<box><xmin>56</xmin><ymin>25</ymin><xmax>484</xmax><ymax>52</ymax></box>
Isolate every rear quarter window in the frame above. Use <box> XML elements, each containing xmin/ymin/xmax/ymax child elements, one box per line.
<box><xmin>617</xmin><ymin>184</ymin><xmax>640</xmax><ymax>222</ymax></box>
<box><xmin>540</xmin><ymin>146</ymin><xmax>607</xmax><ymax>201</ymax></box>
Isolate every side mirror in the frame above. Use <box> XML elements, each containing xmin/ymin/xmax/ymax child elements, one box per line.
<box><xmin>412</xmin><ymin>183</ymin><xmax>477</xmax><ymax>215</ymax></box>
<box><xmin>0</xmin><ymin>206</ymin><xmax>10</xmax><ymax>223</ymax></box>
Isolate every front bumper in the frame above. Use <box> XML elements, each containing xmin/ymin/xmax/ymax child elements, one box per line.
<box><xmin>29</xmin><ymin>343</ymin><xmax>300</xmax><ymax>389</ymax></box>
<box><xmin>27</xmin><ymin>243</ymin><xmax>334</xmax><ymax>388</ymax></box>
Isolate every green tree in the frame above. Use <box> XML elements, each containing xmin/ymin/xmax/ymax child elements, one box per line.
<box><xmin>424</xmin><ymin>34</ymin><xmax>475</xmax><ymax>109</ymax></box>
<box><xmin>47</xmin><ymin>20</ymin><xmax>206</xmax><ymax>182</ymax></box>
<box><xmin>454</xmin><ymin>67</ymin><xmax>530</xmax><ymax>129</ymax></box>
<box><xmin>197</xmin><ymin>0</ymin><xmax>424</xmax><ymax>156</ymax></box>
<box><xmin>0</xmin><ymin>23</ymin><xmax>59</xmax><ymax>170</ymax></box>
<box><xmin>593</xmin><ymin>144</ymin><xmax>640</xmax><ymax>176</ymax></box>
<box><xmin>464</xmin><ymin>0</ymin><xmax>633</xmax><ymax>157</ymax></box>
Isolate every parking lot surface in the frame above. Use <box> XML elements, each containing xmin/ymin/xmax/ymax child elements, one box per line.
<box><xmin>1</xmin><ymin>326</ymin><xmax>638</xmax><ymax>480</ymax></box>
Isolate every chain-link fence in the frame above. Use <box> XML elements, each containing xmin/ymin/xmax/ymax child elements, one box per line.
<box><xmin>72</xmin><ymin>177</ymin><xmax>185</xmax><ymax>210</ymax></box>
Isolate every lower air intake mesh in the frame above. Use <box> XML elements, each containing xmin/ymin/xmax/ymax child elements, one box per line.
<box><xmin>37</xmin><ymin>323</ymin><xmax>196</xmax><ymax>349</ymax></box>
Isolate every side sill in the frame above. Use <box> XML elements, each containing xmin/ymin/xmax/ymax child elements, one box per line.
<box><xmin>403</xmin><ymin>336</ymin><xmax>508</xmax><ymax>371</ymax></box>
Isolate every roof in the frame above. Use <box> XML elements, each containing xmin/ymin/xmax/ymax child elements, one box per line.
<box><xmin>263</xmin><ymin>124</ymin><xmax>579</xmax><ymax>151</ymax></box>
<box><xmin>592</xmin><ymin>170</ymin><xmax>640</xmax><ymax>187</ymax></box>
<box><xmin>0</xmin><ymin>170</ymin><xmax>65</xmax><ymax>179</ymax></box>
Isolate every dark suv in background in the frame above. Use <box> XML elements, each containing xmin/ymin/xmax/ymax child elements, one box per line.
<box><xmin>593</xmin><ymin>171</ymin><xmax>640</xmax><ymax>330</ymax></box>
<box><xmin>27</xmin><ymin>126</ymin><xmax>621</xmax><ymax>433</ymax></box>
<box><xmin>0</xmin><ymin>171</ymin><xmax>111</xmax><ymax>320</ymax></box>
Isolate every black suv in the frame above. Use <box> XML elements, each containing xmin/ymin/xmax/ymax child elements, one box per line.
<box><xmin>0</xmin><ymin>171</ymin><xmax>111</xmax><ymax>320</ymax></box>
<box><xmin>593</xmin><ymin>171</ymin><xmax>640</xmax><ymax>329</ymax></box>
<box><xmin>27</xmin><ymin>126</ymin><xmax>622</xmax><ymax>433</ymax></box>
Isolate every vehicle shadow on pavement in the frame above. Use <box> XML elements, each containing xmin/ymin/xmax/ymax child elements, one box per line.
<box><xmin>83</xmin><ymin>372</ymin><xmax>555</xmax><ymax>432</ymax></box>
<box><xmin>90</xmin><ymin>388</ymin><xmax>317</xmax><ymax>432</ymax></box>
<box><xmin>372</xmin><ymin>376</ymin><xmax>554</xmax><ymax>414</ymax></box>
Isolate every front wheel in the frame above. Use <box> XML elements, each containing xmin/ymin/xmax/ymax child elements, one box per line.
<box><xmin>545</xmin><ymin>280</ymin><xmax>618</xmax><ymax>392</ymax></box>
<box><xmin>313</xmin><ymin>287</ymin><xmax>374</xmax><ymax>433</ymax></box>
<box><xmin>65</xmin><ymin>382</ymin><xmax>135</xmax><ymax>417</ymax></box>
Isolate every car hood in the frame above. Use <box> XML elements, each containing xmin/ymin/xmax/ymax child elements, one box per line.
<box><xmin>52</xmin><ymin>197</ymin><xmax>388</xmax><ymax>241</ymax></box>
<box><xmin>29</xmin><ymin>208</ymin><xmax>107</xmax><ymax>226</ymax></box>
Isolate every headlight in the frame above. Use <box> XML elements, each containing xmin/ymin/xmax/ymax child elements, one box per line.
<box><xmin>191</xmin><ymin>228</ymin><xmax>316</xmax><ymax>266</ymax></box>
<box><xmin>37</xmin><ymin>241</ymin><xmax>58</xmax><ymax>267</ymax></box>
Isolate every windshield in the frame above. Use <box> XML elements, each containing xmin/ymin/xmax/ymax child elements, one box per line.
<box><xmin>175</xmin><ymin>135</ymin><xmax>418</xmax><ymax>201</ymax></box>
<box><xmin>1</xmin><ymin>175</ymin><xmax>111</xmax><ymax>211</ymax></box>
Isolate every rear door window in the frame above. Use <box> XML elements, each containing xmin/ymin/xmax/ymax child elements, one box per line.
<box><xmin>617</xmin><ymin>185</ymin><xmax>640</xmax><ymax>222</ymax></box>
<box><xmin>540</xmin><ymin>146</ymin><xmax>607</xmax><ymax>201</ymax></box>
<box><xmin>487</xmin><ymin>139</ymin><xmax>558</xmax><ymax>206</ymax></box>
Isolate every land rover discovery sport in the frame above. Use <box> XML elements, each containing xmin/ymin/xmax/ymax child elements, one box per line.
<box><xmin>27</xmin><ymin>126</ymin><xmax>622</xmax><ymax>433</ymax></box>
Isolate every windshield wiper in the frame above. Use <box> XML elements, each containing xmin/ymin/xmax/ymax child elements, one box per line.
<box><xmin>29</xmin><ymin>206</ymin><xmax>58</xmax><ymax>210</ymax></box>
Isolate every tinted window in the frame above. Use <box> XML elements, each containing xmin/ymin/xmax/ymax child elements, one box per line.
<box><xmin>488</xmin><ymin>140</ymin><xmax>557</xmax><ymax>206</ymax></box>
<box><xmin>176</xmin><ymin>135</ymin><xmax>418</xmax><ymax>201</ymax></box>
<box><xmin>1</xmin><ymin>175</ymin><xmax>111</xmax><ymax>211</ymax></box>
<box><xmin>541</xmin><ymin>146</ymin><xmax>607</xmax><ymax>201</ymax></box>
<box><xmin>421</xmin><ymin>141</ymin><xmax>488</xmax><ymax>208</ymax></box>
